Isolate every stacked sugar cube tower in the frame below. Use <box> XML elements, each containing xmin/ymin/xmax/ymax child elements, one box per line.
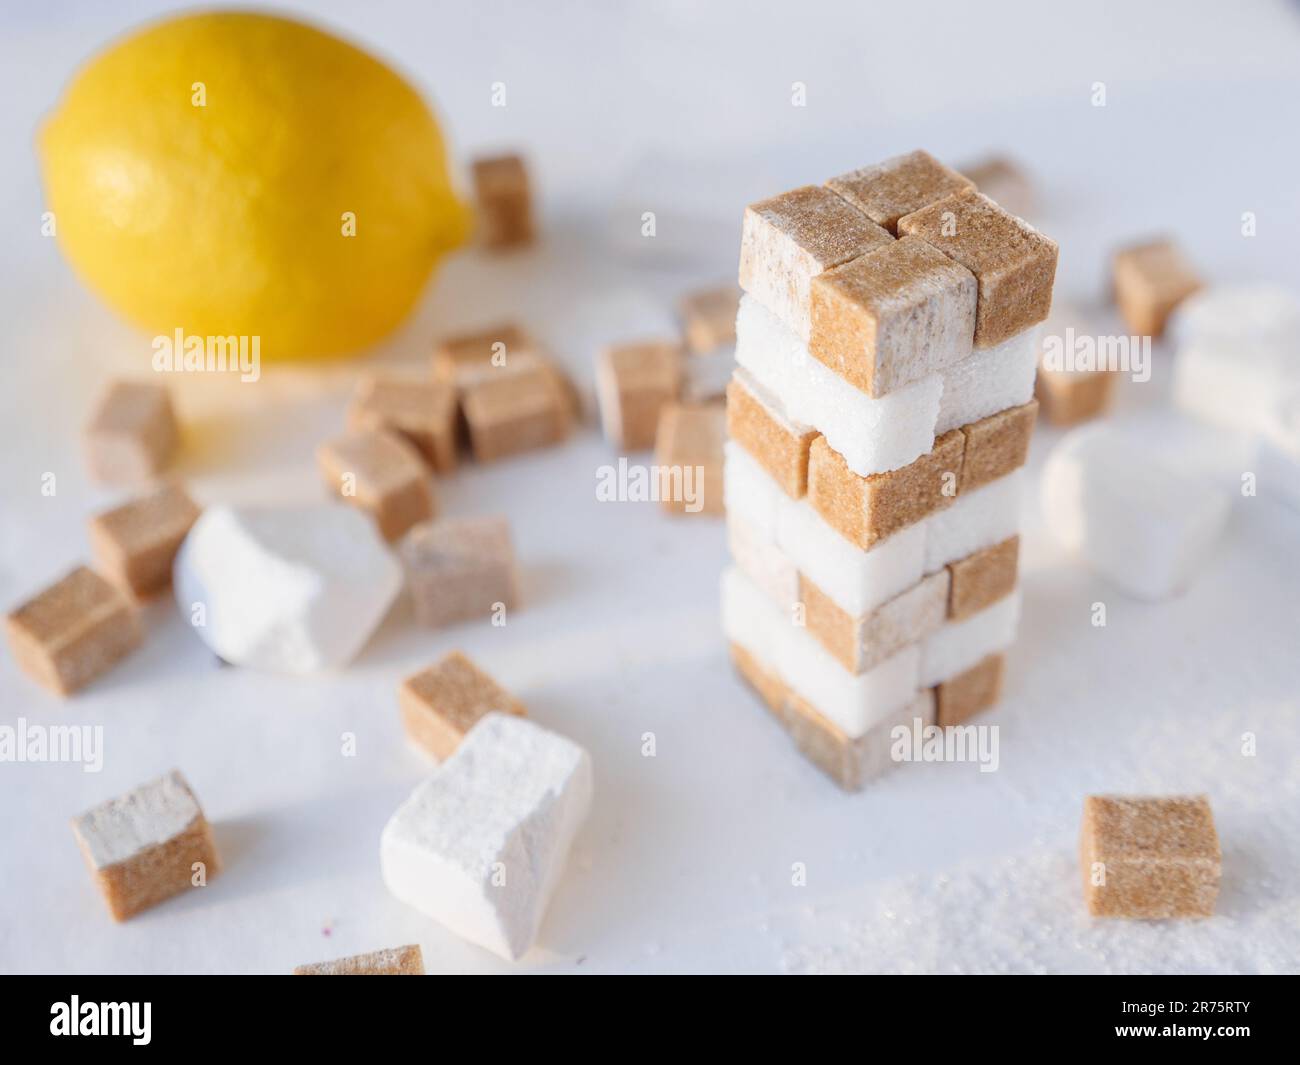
<box><xmin>723</xmin><ymin>150</ymin><xmax>1058</xmax><ymax>789</ymax></box>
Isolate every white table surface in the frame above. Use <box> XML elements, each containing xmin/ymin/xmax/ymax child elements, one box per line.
<box><xmin>2</xmin><ymin>0</ymin><xmax>1298</xmax><ymax>974</ymax></box>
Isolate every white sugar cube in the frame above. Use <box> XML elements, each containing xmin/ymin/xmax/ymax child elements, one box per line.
<box><xmin>380</xmin><ymin>714</ymin><xmax>592</xmax><ymax>961</ymax></box>
<box><xmin>777</xmin><ymin>492</ymin><xmax>926</xmax><ymax>616</ymax></box>
<box><xmin>923</xmin><ymin>470</ymin><xmax>1024</xmax><ymax>574</ymax></box>
<box><xmin>1174</xmin><ymin>335</ymin><xmax>1297</xmax><ymax>435</ymax></box>
<box><xmin>921</xmin><ymin>590</ymin><xmax>1021</xmax><ymax>687</ymax></box>
<box><xmin>173</xmin><ymin>503</ymin><xmax>401</xmax><ymax>673</ymax></box>
<box><xmin>1041</xmin><ymin>424</ymin><xmax>1231</xmax><ymax>600</ymax></box>
<box><xmin>736</xmin><ymin>295</ymin><xmax>941</xmax><ymax>476</ymax></box>
<box><xmin>727</xmin><ymin>515</ymin><xmax>799</xmax><ymax>608</ymax></box>
<box><xmin>722</xmin><ymin>566</ymin><xmax>920</xmax><ymax>737</ymax></box>
<box><xmin>935</xmin><ymin>325</ymin><xmax>1040</xmax><ymax>435</ymax></box>
<box><xmin>1261</xmin><ymin>387</ymin><xmax>1300</xmax><ymax>511</ymax></box>
<box><xmin>1169</xmin><ymin>283</ymin><xmax>1300</xmax><ymax>348</ymax></box>
<box><xmin>723</xmin><ymin>440</ymin><xmax>783</xmax><ymax>542</ymax></box>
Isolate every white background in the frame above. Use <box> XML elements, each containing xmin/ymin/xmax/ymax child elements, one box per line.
<box><xmin>1</xmin><ymin>0</ymin><xmax>1298</xmax><ymax>973</ymax></box>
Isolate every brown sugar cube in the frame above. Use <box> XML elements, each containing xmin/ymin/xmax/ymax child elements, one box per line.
<box><xmin>399</xmin><ymin>651</ymin><xmax>526</xmax><ymax>761</ymax></box>
<box><xmin>948</xmin><ymin>536</ymin><xmax>1019</xmax><ymax>620</ymax></box>
<box><xmin>679</xmin><ymin>284</ymin><xmax>740</xmax><ymax>354</ymax></box>
<box><xmin>88</xmin><ymin>483</ymin><xmax>201</xmax><ymax>598</ymax></box>
<box><xmin>1112</xmin><ymin>238</ymin><xmax>1202</xmax><ymax>338</ymax></box>
<box><xmin>1079</xmin><ymin>794</ymin><xmax>1222</xmax><ymax>919</ymax></box>
<box><xmin>898</xmin><ymin>189</ymin><xmax>1058</xmax><ymax>348</ymax></box>
<box><xmin>738</xmin><ymin>185</ymin><xmax>894</xmax><ymax>340</ymax></box>
<box><xmin>799</xmin><ymin>569</ymin><xmax>949</xmax><ymax>674</ymax></box>
<box><xmin>959</xmin><ymin>155</ymin><xmax>1035</xmax><ymax>219</ymax></box>
<box><xmin>935</xmin><ymin>652</ymin><xmax>1004</xmax><ymax>726</ymax></box>
<box><xmin>1036</xmin><ymin>365</ymin><xmax>1114</xmax><ymax>427</ymax></box>
<box><xmin>733</xmin><ymin>641</ymin><xmax>938</xmax><ymax>791</ymax></box>
<box><xmin>726</xmin><ymin>371</ymin><xmax>815</xmax><ymax>498</ymax></box>
<box><xmin>70</xmin><ymin>770</ymin><xmax>221</xmax><ymax>921</ymax></box>
<box><xmin>827</xmin><ymin>149</ymin><xmax>976</xmax><ymax>235</ymax></box>
<box><xmin>294</xmin><ymin>944</ymin><xmax>424</xmax><ymax>976</ymax></box>
<box><xmin>398</xmin><ymin>515</ymin><xmax>517</xmax><ymax>629</ymax></box>
<box><xmin>472</xmin><ymin>153</ymin><xmax>534</xmax><ymax>249</ymax></box>
<box><xmin>959</xmin><ymin>400</ymin><xmax>1037</xmax><ymax>492</ymax></box>
<box><xmin>83</xmin><ymin>380</ymin><xmax>179</xmax><ymax>484</ymax></box>
<box><xmin>317</xmin><ymin>429</ymin><xmax>436</xmax><ymax>542</ymax></box>
<box><xmin>809</xmin><ymin>236</ymin><xmax>977</xmax><ymax>396</ymax></box>
<box><xmin>655</xmin><ymin>402</ymin><xmax>725</xmax><ymax>516</ymax></box>
<box><xmin>462</xmin><ymin>361</ymin><xmax>571</xmax><ymax>462</ymax></box>
<box><xmin>433</xmin><ymin>323</ymin><xmax>542</xmax><ymax>393</ymax></box>
<box><xmin>5</xmin><ymin>566</ymin><xmax>142</xmax><ymax>696</ymax></box>
<box><xmin>347</xmin><ymin>373</ymin><xmax>458</xmax><ymax>473</ymax></box>
<box><xmin>808</xmin><ymin>430</ymin><xmax>964</xmax><ymax>550</ymax></box>
<box><xmin>596</xmin><ymin>340</ymin><xmax>683</xmax><ymax>450</ymax></box>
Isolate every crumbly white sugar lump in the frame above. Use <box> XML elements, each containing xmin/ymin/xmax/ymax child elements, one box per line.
<box><xmin>71</xmin><ymin>771</ymin><xmax>201</xmax><ymax>869</ymax></box>
<box><xmin>736</xmin><ymin>295</ymin><xmax>941</xmax><ymax>476</ymax></box>
<box><xmin>1260</xmin><ymin>388</ymin><xmax>1300</xmax><ymax>511</ymax></box>
<box><xmin>726</xmin><ymin>440</ymin><xmax>927</xmax><ymax>615</ymax></box>
<box><xmin>1169</xmin><ymin>283</ymin><xmax>1300</xmax><ymax>348</ymax></box>
<box><xmin>380</xmin><ymin>714</ymin><xmax>593</xmax><ymax>961</ymax></box>
<box><xmin>173</xmin><ymin>503</ymin><xmax>402</xmax><ymax>673</ymax></box>
<box><xmin>920</xmin><ymin>589</ymin><xmax>1021</xmax><ymax>687</ymax></box>
<box><xmin>723</xmin><ymin>440</ymin><xmax>783</xmax><ymax>542</ymax></box>
<box><xmin>1174</xmin><ymin>335</ymin><xmax>1298</xmax><ymax>435</ymax></box>
<box><xmin>923</xmin><ymin>470</ymin><xmax>1024</xmax><ymax>574</ymax></box>
<box><xmin>935</xmin><ymin>325</ymin><xmax>1040</xmax><ymax>435</ymax></box>
<box><xmin>728</xmin><ymin>515</ymin><xmax>799</xmax><ymax>608</ymax></box>
<box><xmin>1041</xmin><ymin>424</ymin><xmax>1231</xmax><ymax>601</ymax></box>
<box><xmin>722</xmin><ymin>566</ymin><xmax>921</xmax><ymax>737</ymax></box>
<box><xmin>778</xmin><ymin>494</ymin><xmax>926</xmax><ymax>616</ymax></box>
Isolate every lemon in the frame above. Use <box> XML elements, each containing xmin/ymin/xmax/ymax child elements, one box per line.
<box><xmin>39</xmin><ymin>11</ymin><xmax>471</xmax><ymax>361</ymax></box>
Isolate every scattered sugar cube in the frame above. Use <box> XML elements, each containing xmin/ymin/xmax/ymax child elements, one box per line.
<box><xmin>679</xmin><ymin>284</ymin><xmax>740</xmax><ymax>354</ymax></box>
<box><xmin>399</xmin><ymin>651</ymin><xmax>526</xmax><ymax>761</ymax></box>
<box><xmin>722</xmin><ymin>566</ymin><xmax>920</xmax><ymax>737</ymax></box>
<box><xmin>70</xmin><ymin>770</ymin><xmax>220</xmax><ymax>921</ymax></box>
<box><xmin>799</xmin><ymin>568</ymin><xmax>949</xmax><ymax>674</ymax></box>
<box><xmin>83</xmin><ymin>380</ymin><xmax>179</xmax><ymax>484</ymax></box>
<box><xmin>947</xmin><ymin>535</ymin><xmax>1019</xmax><ymax>620</ymax></box>
<box><xmin>1112</xmin><ymin>237</ymin><xmax>1202</xmax><ymax>338</ymax></box>
<box><xmin>1169</xmin><ymin>282</ymin><xmax>1300</xmax><ymax>348</ymax></box>
<box><xmin>934</xmin><ymin>652</ymin><xmax>1004</xmax><ymax>726</ymax></box>
<box><xmin>921</xmin><ymin>589</ymin><xmax>1020</xmax><ymax>687</ymax></box>
<box><xmin>936</xmin><ymin>326</ymin><xmax>1040</xmax><ymax>435</ymax></box>
<box><xmin>827</xmin><ymin>149</ymin><xmax>975</xmax><ymax>234</ymax></box>
<box><xmin>924</xmin><ymin>469</ymin><xmax>1024</xmax><ymax>574</ymax></box>
<box><xmin>959</xmin><ymin>155</ymin><xmax>1034</xmax><ymax>219</ymax></box>
<box><xmin>1036</xmin><ymin>309</ymin><xmax>1115</xmax><ymax>428</ymax></box>
<box><xmin>472</xmin><ymin>153</ymin><xmax>534</xmax><ymax>249</ymax></box>
<box><xmin>809</xmin><ymin>236</ymin><xmax>977</xmax><ymax>397</ymax></box>
<box><xmin>807</xmin><ymin>430</ymin><xmax>964</xmax><ymax>550</ymax></box>
<box><xmin>1041</xmin><ymin>423</ymin><xmax>1231</xmax><ymax>600</ymax></box>
<box><xmin>173</xmin><ymin>503</ymin><xmax>402</xmax><ymax>673</ymax></box>
<box><xmin>433</xmin><ymin>323</ymin><xmax>541</xmax><ymax>393</ymax></box>
<box><xmin>736</xmin><ymin>294</ymin><xmax>942</xmax><ymax>477</ymax></box>
<box><xmin>463</xmin><ymin>362</ymin><xmax>572</xmax><ymax>462</ymax></box>
<box><xmin>898</xmin><ymin>189</ymin><xmax>1058</xmax><ymax>348</ymax></box>
<box><xmin>399</xmin><ymin>515</ymin><xmax>518</xmax><ymax>629</ymax></box>
<box><xmin>380</xmin><ymin>713</ymin><xmax>593</xmax><ymax>960</ymax></box>
<box><xmin>726</xmin><ymin>371</ymin><xmax>815</xmax><ymax>498</ymax></box>
<box><xmin>294</xmin><ymin>944</ymin><xmax>424</xmax><ymax>975</ymax></box>
<box><xmin>1080</xmin><ymin>794</ymin><xmax>1221</xmax><ymax>918</ymax></box>
<box><xmin>595</xmin><ymin>340</ymin><xmax>683</xmax><ymax>450</ymax></box>
<box><xmin>5</xmin><ymin>566</ymin><xmax>142</xmax><ymax>696</ymax></box>
<box><xmin>1260</xmin><ymin>387</ymin><xmax>1300</xmax><ymax>511</ymax></box>
<box><xmin>347</xmin><ymin>373</ymin><xmax>458</xmax><ymax>473</ymax></box>
<box><xmin>655</xmin><ymin>402</ymin><xmax>725</xmax><ymax>515</ymax></box>
<box><xmin>88</xmin><ymin>483</ymin><xmax>201</xmax><ymax>598</ymax></box>
<box><xmin>318</xmin><ymin>429</ymin><xmax>436</xmax><ymax>542</ymax></box>
<box><xmin>739</xmin><ymin>185</ymin><xmax>894</xmax><ymax>340</ymax></box>
<box><xmin>959</xmin><ymin>400</ymin><xmax>1037</xmax><ymax>493</ymax></box>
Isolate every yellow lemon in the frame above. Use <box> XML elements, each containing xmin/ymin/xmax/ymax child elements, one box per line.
<box><xmin>39</xmin><ymin>11</ymin><xmax>471</xmax><ymax>361</ymax></box>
